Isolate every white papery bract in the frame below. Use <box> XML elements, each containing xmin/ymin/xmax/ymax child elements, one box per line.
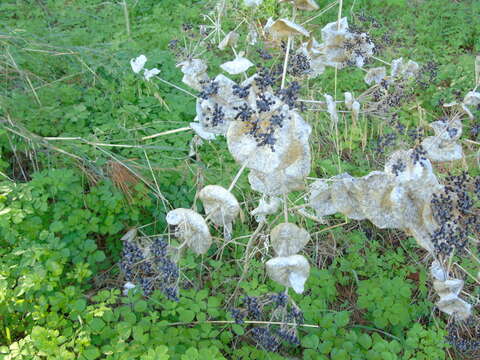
<box><xmin>194</xmin><ymin>74</ymin><xmax>244</xmax><ymax>137</ymax></box>
<box><xmin>218</xmin><ymin>31</ymin><xmax>239</xmax><ymax>50</ymax></box>
<box><xmin>463</xmin><ymin>91</ymin><xmax>480</xmax><ymax>106</ymax></box>
<box><xmin>265</xmin><ymin>254</ymin><xmax>310</xmax><ymax>294</ymax></box>
<box><xmin>244</xmin><ymin>0</ymin><xmax>263</xmax><ymax>6</ymax></box>
<box><xmin>270</xmin><ymin>223</ymin><xmax>310</xmax><ymax>257</ymax></box>
<box><xmin>177</xmin><ymin>59</ymin><xmax>209</xmax><ymax>91</ymax></box>
<box><xmin>325</xmin><ymin>94</ymin><xmax>338</xmax><ymax>126</ymax></box>
<box><xmin>421</xmin><ymin>119</ymin><xmax>463</xmax><ymax>162</ymax></box>
<box><xmin>279</xmin><ymin>0</ymin><xmax>319</xmax><ymax>10</ymax></box>
<box><xmin>364</xmin><ymin>67</ymin><xmax>386</xmax><ymax>85</ymax></box>
<box><xmin>265</xmin><ymin>18</ymin><xmax>310</xmax><ymax>40</ymax></box>
<box><xmin>308</xmin><ymin>149</ymin><xmax>448</xmax><ymax>253</ymax></box>
<box><xmin>220</xmin><ymin>56</ymin><xmax>254</xmax><ymax>75</ymax></box>
<box><xmin>298</xmin><ymin>38</ymin><xmax>326</xmax><ymax>78</ymax></box>
<box><xmin>433</xmin><ymin>277</ymin><xmax>472</xmax><ymax>320</ymax></box>
<box><xmin>391</xmin><ymin>58</ymin><xmax>420</xmax><ymax>79</ymax></box>
<box><xmin>130</xmin><ymin>54</ymin><xmax>147</xmax><ymax>73</ymax></box>
<box><xmin>246</xmin><ymin>112</ymin><xmax>311</xmax><ymax>195</ymax></box>
<box><xmin>198</xmin><ymin>185</ymin><xmax>240</xmax><ymax>238</ymax></box>
<box><xmin>318</xmin><ymin>18</ymin><xmax>374</xmax><ymax>69</ymax></box>
<box><xmin>251</xmin><ymin>196</ymin><xmax>281</xmax><ymax>221</ymax></box>
<box><xmin>143</xmin><ymin>68</ymin><xmax>160</xmax><ymax>81</ymax></box>
<box><xmin>166</xmin><ymin>208</ymin><xmax>212</xmax><ymax>255</ymax></box>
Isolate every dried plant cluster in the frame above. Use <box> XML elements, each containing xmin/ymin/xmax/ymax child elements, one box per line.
<box><xmin>126</xmin><ymin>0</ymin><xmax>479</xmax><ymax>351</ymax></box>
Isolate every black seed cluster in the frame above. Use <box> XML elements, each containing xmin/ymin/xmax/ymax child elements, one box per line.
<box><xmin>230</xmin><ymin>293</ymin><xmax>304</xmax><ymax>352</ymax></box>
<box><xmin>340</xmin><ymin>32</ymin><xmax>374</xmax><ymax>68</ymax></box>
<box><xmin>120</xmin><ymin>238</ymin><xmax>180</xmax><ymax>301</ymax></box>
<box><xmin>416</xmin><ymin>61</ymin><xmax>438</xmax><ymax>89</ymax></box>
<box><xmin>205</xmin><ymin>103</ymin><xmax>225</xmax><ymax>127</ymax></box>
<box><xmin>446</xmin><ymin>319</ymin><xmax>480</xmax><ymax>354</ymax></box>
<box><xmin>256</xmin><ymin>93</ymin><xmax>275</xmax><ymax>113</ymax></box>
<box><xmin>391</xmin><ymin>158</ymin><xmax>406</xmax><ymax>176</ymax></box>
<box><xmin>256</xmin><ymin>48</ymin><xmax>273</xmax><ymax>60</ymax></box>
<box><xmin>287</xmin><ymin>53</ymin><xmax>310</xmax><ymax>77</ymax></box>
<box><xmin>252</xmin><ymin>327</ymin><xmax>281</xmax><ymax>352</ymax></box>
<box><xmin>234</xmin><ymin>103</ymin><xmax>253</xmax><ymax>122</ymax></box>
<box><xmin>199</xmin><ymin>80</ymin><xmax>219</xmax><ymax>100</ymax></box>
<box><xmin>233</xmin><ymin>84</ymin><xmax>251</xmax><ymax>99</ymax></box>
<box><xmin>410</xmin><ymin>145</ymin><xmax>427</xmax><ymax>166</ymax></box>
<box><xmin>375</xmin><ymin>133</ymin><xmax>397</xmax><ymax>153</ymax></box>
<box><xmin>276</xmin><ymin>81</ymin><xmax>301</xmax><ymax>109</ymax></box>
<box><xmin>431</xmin><ymin>172</ymin><xmax>480</xmax><ymax>255</ymax></box>
<box><xmin>254</xmin><ymin>67</ymin><xmax>278</xmax><ymax>91</ymax></box>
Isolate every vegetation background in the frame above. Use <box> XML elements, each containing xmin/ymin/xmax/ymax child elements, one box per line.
<box><xmin>0</xmin><ymin>0</ymin><xmax>479</xmax><ymax>359</ymax></box>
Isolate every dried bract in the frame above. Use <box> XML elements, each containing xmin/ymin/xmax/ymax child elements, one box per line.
<box><xmin>265</xmin><ymin>254</ymin><xmax>310</xmax><ymax>294</ymax></box>
<box><xmin>166</xmin><ymin>208</ymin><xmax>212</xmax><ymax>255</ymax></box>
<box><xmin>270</xmin><ymin>223</ymin><xmax>310</xmax><ymax>256</ymax></box>
<box><xmin>220</xmin><ymin>55</ymin><xmax>254</xmax><ymax>75</ymax></box>
<box><xmin>265</xmin><ymin>18</ymin><xmax>310</xmax><ymax>40</ymax></box>
<box><xmin>218</xmin><ymin>31</ymin><xmax>239</xmax><ymax>50</ymax></box>
<box><xmin>251</xmin><ymin>196</ymin><xmax>281</xmax><ymax>221</ymax></box>
<box><xmin>364</xmin><ymin>67</ymin><xmax>386</xmax><ymax>85</ymax></box>
<box><xmin>421</xmin><ymin>119</ymin><xmax>463</xmax><ymax>162</ymax></box>
<box><xmin>177</xmin><ymin>59</ymin><xmax>209</xmax><ymax>91</ymax></box>
<box><xmin>198</xmin><ymin>185</ymin><xmax>240</xmax><ymax>237</ymax></box>
<box><xmin>279</xmin><ymin>0</ymin><xmax>319</xmax><ymax>11</ymax></box>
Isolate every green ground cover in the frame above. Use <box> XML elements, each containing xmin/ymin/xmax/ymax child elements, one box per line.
<box><xmin>0</xmin><ymin>0</ymin><xmax>479</xmax><ymax>359</ymax></box>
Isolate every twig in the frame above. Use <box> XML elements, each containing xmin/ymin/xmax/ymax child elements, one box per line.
<box><xmin>122</xmin><ymin>0</ymin><xmax>131</xmax><ymax>37</ymax></box>
<box><xmin>228</xmin><ymin>163</ymin><xmax>247</xmax><ymax>192</ymax></box>
<box><xmin>142</xmin><ymin>126</ymin><xmax>192</xmax><ymax>140</ymax></box>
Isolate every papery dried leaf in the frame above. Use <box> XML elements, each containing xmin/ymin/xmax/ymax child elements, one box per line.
<box><xmin>198</xmin><ymin>185</ymin><xmax>240</xmax><ymax>228</ymax></box>
<box><xmin>131</xmin><ymin>55</ymin><xmax>147</xmax><ymax>73</ymax></box>
<box><xmin>270</xmin><ymin>223</ymin><xmax>310</xmax><ymax>256</ymax></box>
<box><xmin>251</xmin><ymin>196</ymin><xmax>281</xmax><ymax>221</ymax></box>
<box><xmin>190</xmin><ymin>122</ymin><xmax>218</xmax><ymax>140</ymax></box>
<box><xmin>247</xmin><ymin>113</ymin><xmax>311</xmax><ymax>195</ymax></box>
<box><xmin>218</xmin><ymin>31</ymin><xmax>239</xmax><ymax>50</ymax></box>
<box><xmin>430</xmin><ymin>260</ymin><xmax>447</xmax><ymax>281</ymax></box>
<box><xmin>177</xmin><ymin>59</ymin><xmax>209</xmax><ymax>91</ymax></box>
<box><xmin>265</xmin><ymin>254</ymin><xmax>310</xmax><ymax>294</ymax></box>
<box><xmin>279</xmin><ymin>0</ymin><xmax>319</xmax><ymax>10</ymax></box>
<box><xmin>325</xmin><ymin>94</ymin><xmax>338</xmax><ymax>125</ymax></box>
<box><xmin>463</xmin><ymin>91</ymin><xmax>480</xmax><ymax>106</ymax></box>
<box><xmin>220</xmin><ymin>56</ymin><xmax>254</xmax><ymax>75</ymax></box>
<box><xmin>364</xmin><ymin>67</ymin><xmax>386</xmax><ymax>85</ymax></box>
<box><xmin>266</xmin><ymin>18</ymin><xmax>310</xmax><ymax>39</ymax></box>
<box><xmin>166</xmin><ymin>208</ymin><xmax>212</xmax><ymax>255</ymax></box>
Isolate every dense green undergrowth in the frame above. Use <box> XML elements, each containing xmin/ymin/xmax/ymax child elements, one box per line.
<box><xmin>1</xmin><ymin>0</ymin><xmax>479</xmax><ymax>359</ymax></box>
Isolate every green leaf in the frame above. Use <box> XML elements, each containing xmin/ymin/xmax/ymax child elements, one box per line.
<box><xmin>179</xmin><ymin>309</ymin><xmax>195</xmax><ymax>322</ymax></box>
<box><xmin>134</xmin><ymin>300</ymin><xmax>148</xmax><ymax>313</ymax></box>
<box><xmin>301</xmin><ymin>334</ymin><xmax>319</xmax><ymax>349</ymax></box>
